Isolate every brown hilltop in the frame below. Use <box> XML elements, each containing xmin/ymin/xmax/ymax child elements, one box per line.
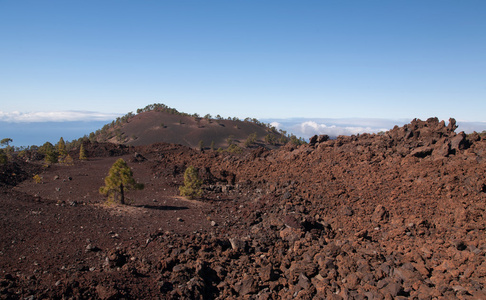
<box><xmin>1</xmin><ymin>117</ymin><xmax>486</xmax><ymax>299</ymax></box>
<box><xmin>91</xmin><ymin>105</ymin><xmax>291</xmax><ymax>149</ymax></box>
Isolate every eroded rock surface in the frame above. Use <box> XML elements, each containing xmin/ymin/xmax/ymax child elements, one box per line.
<box><xmin>1</xmin><ymin>118</ymin><xmax>486</xmax><ymax>299</ymax></box>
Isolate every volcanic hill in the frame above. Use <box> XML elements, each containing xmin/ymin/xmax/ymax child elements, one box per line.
<box><xmin>1</xmin><ymin>117</ymin><xmax>486</xmax><ymax>299</ymax></box>
<box><xmin>90</xmin><ymin>104</ymin><xmax>295</xmax><ymax>149</ymax></box>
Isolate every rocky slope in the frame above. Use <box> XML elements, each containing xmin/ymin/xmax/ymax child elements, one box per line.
<box><xmin>90</xmin><ymin>107</ymin><xmax>292</xmax><ymax>149</ymax></box>
<box><xmin>1</xmin><ymin>117</ymin><xmax>486</xmax><ymax>299</ymax></box>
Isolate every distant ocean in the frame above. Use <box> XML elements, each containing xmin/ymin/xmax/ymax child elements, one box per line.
<box><xmin>0</xmin><ymin>121</ymin><xmax>110</xmax><ymax>148</ymax></box>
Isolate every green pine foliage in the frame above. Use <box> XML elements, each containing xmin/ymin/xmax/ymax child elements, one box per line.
<box><xmin>33</xmin><ymin>174</ymin><xmax>42</xmax><ymax>184</ymax></box>
<box><xmin>0</xmin><ymin>149</ymin><xmax>7</xmax><ymax>165</ymax></box>
<box><xmin>0</xmin><ymin>138</ymin><xmax>12</xmax><ymax>147</ymax></box>
<box><xmin>289</xmin><ymin>135</ymin><xmax>306</xmax><ymax>146</ymax></box>
<box><xmin>57</xmin><ymin>137</ymin><xmax>68</xmax><ymax>163</ymax></box>
<box><xmin>265</xmin><ymin>134</ymin><xmax>277</xmax><ymax>145</ymax></box>
<box><xmin>39</xmin><ymin>142</ymin><xmax>58</xmax><ymax>164</ymax></box>
<box><xmin>99</xmin><ymin>158</ymin><xmax>144</xmax><ymax>205</ymax></box>
<box><xmin>79</xmin><ymin>143</ymin><xmax>87</xmax><ymax>160</ymax></box>
<box><xmin>179</xmin><ymin>166</ymin><xmax>203</xmax><ymax>199</ymax></box>
<box><xmin>57</xmin><ymin>137</ymin><xmax>67</xmax><ymax>156</ymax></box>
<box><xmin>245</xmin><ymin>132</ymin><xmax>257</xmax><ymax>147</ymax></box>
<box><xmin>63</xmin><ymin>154</ymin><xmax>74</xmax><ymax>166</ymax></box>
<box><xmin>227</xmin><ymin>144</ymin><xmax>243</xmax><ymax>154</ymax></box>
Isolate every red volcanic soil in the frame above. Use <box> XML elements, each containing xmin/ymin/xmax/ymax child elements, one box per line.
<box><xmin>1</xmin><ymin>117</ymin><xmax>486</xmax><ymax>299</ymax></box>
<box><xmin>102</xmin><ymin>110</ymin><xmax>284</xmax><ymax>149</ymax></box>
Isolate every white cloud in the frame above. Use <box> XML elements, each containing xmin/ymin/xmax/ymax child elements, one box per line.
<box><xmin>261</xmin><ymin>117</ymin><xmax>486</xmax><ymax>140</ymax></box>
<box><xmin>455</xmin><ymin>121</ymin><xmax>486</xmax><ymax>133</ymax></box>
<box><xmin>0</xmin><ymin>110</ymin><xmax>121</xmax><ymax>122</ymax></box>
<box><xmin>297</xmin><ymin>121</ymin><xmax>377</xmax><ymax>137</ymax></box>
<box><xmin>262</xmin><ymin>117</ymin><xmax>411</xmax><ymax>139</ymax></box>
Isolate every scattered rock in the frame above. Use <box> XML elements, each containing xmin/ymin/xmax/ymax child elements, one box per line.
<box><xmin>85</xmin><ymin>244</ymin><xmax>100</xmax><ymax>252</ymax></box>
<box><xmin>96</xmin><ymin>284</ymin><xmax>118</xmax><ymax>300</ymax></box>
<box><xmin>342</xmin><ymin>206</ymin><xmax>354</xmax><ymax>216</ymax></box>
<box><xmin>133</xmin><ymin>152</ymin><xmax>147</xmax><ymax>162</ymax></box>
<box><xmin>451</xmin><ymin>131</ymin><xmax>467</xmax><ymax>150</ymax></box>
<box><xmin>372</xmin><ymin>205</ymin><xmax>389</xmax><ymax>223</ymax></box>
<box><xmin>229</xmin><ymin>237</ymin><xmax>247</xmax><ymax>252</ymax></box>
<box><xmin>234</xmin><ymin>274</ymin><xmax>258</xmax><ymax>296</ymax></box>
<box><xmin>283</xmin><ymin>214</ymin><xmax>303</xmax><ymax>230</ymax></box>
<box><xmin>453</xmin><ymin>240</ymin><xmax>467</xmax><ymax>251</ymax></box>
<box><xmin>3</xmin><ymin>117</ymin><xmax>486</xmax><ymax>299</ymax></box>
<box><xmin>411</xmin><ymin>146</ymin><xmax>433</xmax><ymax>158</ymax></box>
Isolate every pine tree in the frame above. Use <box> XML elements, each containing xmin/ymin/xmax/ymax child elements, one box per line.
<box><xmin>64</xmin><ymin>154</ymin><xmax>74</xmax><ymax>166</ymax></box>
<box><xmin>99</xmin><ymin>159</ymin><xmax>144</xmax><ymax>205</ymax></box>
<box><xmin>179</xmin><ymin>166</ymin><xmax>203</xmax><ymax>199</ymax></box>
<box><xmin>79</xmin><ymin>143</ymin><xmax>87</xmax><ymax>160</ymax></box>
<box><xmin>57</xmin><ymin>137</ymin><xmax>68</xmax><ymax>163</ymax></box>
<box><xmin>0</xmin><ymin>138</ymin><xmax>12</xmax><ymax>147</ymax></box>
<box><xmin>40</xmin><ymin>142</ymin><xmax>58</xmax><ymax>164</ymax></box>
<box><xmin>57</xmin><ymin>137</ymin><xmax>67</xmax><ymax>156</ymax></box>
<box><xmin>245</xmin><ymin>132</ymin><xmax>257</xmax><ymax>147</ymax></box>
<box><xmin>0</xmin><ymin>149</ymin><xmax>7</xmax><ymax>165</ymax></box>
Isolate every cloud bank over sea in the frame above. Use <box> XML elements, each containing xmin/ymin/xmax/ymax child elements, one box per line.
<box><xmin>263</xmin><ymin>118</ymin><xmax>408</xmax><ymax>139</ymax></box>
<box><xmin>0</xmin><ymin>111</ymin><xmax>121</xmax><ymax>123</ymax></box>
<box><xmin>2</xmin><ymin>111</ymin><xmax>485</xmax><ymax>147</ymax></box>
<box><xmin>0</xmin><ymin>110</ymin><xmax>121</xmax><ymax>147</ymax></box>
<box><xmin>263</xmin><ymin>118</ymin><xmax>486</xmax><ymax>139</ymax></box>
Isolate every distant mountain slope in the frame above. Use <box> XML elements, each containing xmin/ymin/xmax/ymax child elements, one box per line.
<box><xmin>91</xmin><ymin>104</ymin><xmax>297</xmax><ymax>149</ymax></box>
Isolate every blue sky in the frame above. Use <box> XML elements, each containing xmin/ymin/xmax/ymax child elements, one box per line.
<box><xmin>1</xmin><ymin>1</ymin><xmax>486</xmax><ymax>144</ymax></box>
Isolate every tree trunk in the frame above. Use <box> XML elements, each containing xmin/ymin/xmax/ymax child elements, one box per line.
<box><xmin>120</xmin><ymin>183</ymin><xmax>125</xmax><ymax>205</ymax></box>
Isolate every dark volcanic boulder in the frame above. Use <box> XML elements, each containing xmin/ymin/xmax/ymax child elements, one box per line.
<box><xmin>451</xmin><ymin>131</ymin><xmax>468</xmax><ymax>151</ymax></box>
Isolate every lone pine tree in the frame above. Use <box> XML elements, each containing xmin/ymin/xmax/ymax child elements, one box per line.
<box><xmin>40</xmin><ymin>142</ymin><xmax>58</xmax><ymax>164</ymax></box>
<box><xmin>57</xmin><ymin>137</ymin><xmax>69</xmax><ymax>164</ymax></box>
<box><xmin>0</xmin><ymin>138</ymin><xmax>12</xmax><ymax>147</ymax></box>
<box><xmin>57</xmin><ymin>137</ymin><xmax>67</xmax><ymax>157</ymax></box>
<box><xmin>179</xmin><ymin>166</ymin><xmax>203</xmax><ymax>199</ymax></box>
<box><xmin>79</xmin><ymin>143</ymin><xmax>87</xmax><ymax>160</ymax></box>
<box><xmin>99</xmin><ymin>158</ymin><xmax>144</xmax><ymax>205</ymax></box>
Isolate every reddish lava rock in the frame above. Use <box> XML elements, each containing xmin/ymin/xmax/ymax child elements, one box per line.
<box><xmin>1</xmin><ymin>117</ymin><xmax>486</xmax><ymax>299</ymax></box>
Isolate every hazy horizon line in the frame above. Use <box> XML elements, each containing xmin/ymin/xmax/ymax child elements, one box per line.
<box><xmin>2</xmin><ymin>110</ymin><xmax>484</xmax><ymax>124</ymax></box>
<box><xmin>0</xmin><ymin>110</ymin><xmax>122</xmax><ymax>123</ymax></box>
<box><xmin>1</xmin><ymin>110</ymin><xmax>485</xmax><ymax>148</ymax></box>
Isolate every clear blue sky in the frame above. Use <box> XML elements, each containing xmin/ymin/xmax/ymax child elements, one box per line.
<box><xmin>1</xmin><ymin>1</ymin><xmax>485</xmax><ymax>122</ymax></box>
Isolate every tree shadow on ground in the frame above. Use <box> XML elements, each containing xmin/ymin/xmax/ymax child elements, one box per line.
<box><xmin>136</xmin><ymin>205</ymin><xmax>189</xmax><ymax>211</ymax></box>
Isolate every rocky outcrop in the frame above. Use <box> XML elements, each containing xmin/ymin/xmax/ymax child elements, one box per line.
<box><xmin>2</xmin><ymin>117</ymin><xmax>486</xmax><ymax>299</ymax></box>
